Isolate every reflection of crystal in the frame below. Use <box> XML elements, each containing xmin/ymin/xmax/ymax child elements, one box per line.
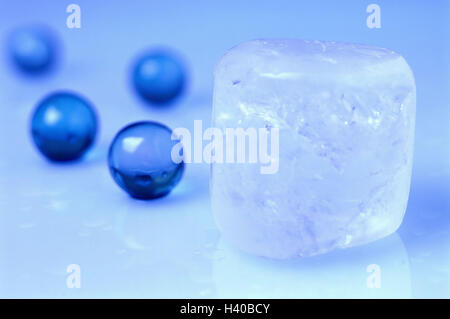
<box><xmin>211</xmin><ymin>39</ymin><xmax>416</xmax><ymax>259</ymax></box>
<box><xmin>213</xmin><ymin>233</ymin><xmax>411</xmax><ymax>298</ymax></box>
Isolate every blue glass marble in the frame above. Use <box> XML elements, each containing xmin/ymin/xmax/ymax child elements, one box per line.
<box><xmin>132</xmin><ymin>50</ymin><xmax>186</xmax><ymax>104</ymax></box>
<box><xmin>108</xmin><ymin>121</ymin><xmax>184</xmax><ymax>199</ymax></box>
<box><xmin>31</xmin><ymin>92</ymin><xmax>98</xmax><ymax>161</ymax></box>
<box><xmin>9</xmin><ymin>26</ymin><xmax>58</xmax><ymax>74</ymax></box>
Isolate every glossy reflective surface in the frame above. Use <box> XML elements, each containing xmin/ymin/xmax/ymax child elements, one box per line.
<box><xmin>0</xmin><ymin>0</ymin><xmax>449</xmax><ymax>298</ymax></box>
<box><xmin>108</xmin><ymin>121</ymin><xmax>184</xmax><ymax>199</ymax></box>
<box><xmin>31</xmin><ymin>92</ymin><xmax>98</xmax><ymax>161</ymax></box>
<box><xmin>8</xmin><ymin>26</ymin><xmax>57</xmax><ymax>74</ymax></box>
<box><xmin>132</xmin><ymin>50</ymin><xmax>186</xmax><ymax>104</ymax></box>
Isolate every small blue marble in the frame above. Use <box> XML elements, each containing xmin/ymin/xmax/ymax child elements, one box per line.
<box><xmin>31</xmin><ymin>92</ymin><xmax>98</xmax><ymax>161</ymax></box>
<box><xmin>9</xmin><ymin>26</ymin><xmax>58</xmax><ymax>74</ymax></box>
<box><xmin>132</xmin><ymin>49</ymin><xmax>186</xmax><ymax>104</ymax></box>
<box><xmin>108</xmin><ymin>121</ymin><xmax>184</xmax><ymax>199</ymax></box>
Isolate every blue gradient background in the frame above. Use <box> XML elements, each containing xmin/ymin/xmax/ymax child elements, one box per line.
<box><xmin>0</xmin><ymin>0</ymin><xmax>449</xmax><ymax>298</ymax></box>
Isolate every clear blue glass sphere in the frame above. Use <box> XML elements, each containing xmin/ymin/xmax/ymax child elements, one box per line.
<box><xmin>132</xmin><ymin>50</ymin><xmax>186</xmax><ymax>104</ymax></box>
<box><xmin>31</xmin><ymin>92</ymin><xmax>98</xmax><ymax>161</ymax></box>
<box><xmin>108</xmin><ymin>121</ymin><xmax>184</xmax><ymax>199</ymax></box>
<box><xmin>9</xmin><ymin>26</ymin><xmax>58</xmax><ymax>74</ymax></box>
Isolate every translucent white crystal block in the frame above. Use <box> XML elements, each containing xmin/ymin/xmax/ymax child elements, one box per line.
<box><xmin>211</xmin><ymin>39</ymin><xmax>416</xmax><ymax>259</ymax></box>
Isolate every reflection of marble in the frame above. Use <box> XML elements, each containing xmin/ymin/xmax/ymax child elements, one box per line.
<box><xmin>0</xmin><ymin>0</ymin><xmax>448</xmax><ymax>299</ymax></box>
<box><xmin>110</xmin><ymin>173</ymin><xmax>217</xmax><ymax>298</ymax></box>
<box><xmin>212</xmin><ymin>233</ymin><xmax>411</xmax><ymax>298</ymax></box>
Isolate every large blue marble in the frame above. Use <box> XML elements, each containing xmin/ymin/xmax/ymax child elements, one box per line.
<box><xmin>31</xmin><ymin>91</ymin><xmax>98</xmax><ymax>161</ymax></box>
<box><xmin>108</xmin><ymin>121</ymin><xmax>184</xmax><ymax>199</ymax></box>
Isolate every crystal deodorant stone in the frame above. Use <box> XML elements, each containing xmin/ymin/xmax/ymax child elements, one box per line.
<box><xmin>108</xmin><ymin>121</ymin><xmax>184</xmax><ymax>199</ymax></box>
<box><xmin>31</xmin><ymin>91</ymin><xmax>98</xmax><ymax>161</ymax></box>
<box><xmin>211</xmin><ymin>39</ymin><xmax>416</xmax><ymax>259</ymax></box>
<box><xmin>132</xmin><ymin>50</ymin><xmax>186</xmax><ymax>104</ymax></box>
